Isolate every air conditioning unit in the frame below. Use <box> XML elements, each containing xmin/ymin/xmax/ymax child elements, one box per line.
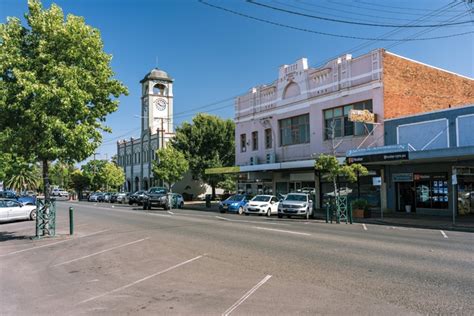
<box><xmin>266</xmin><ymin>153</ymin><xmax>275</xmax><ymax>164</ymax></box>
<box><xmin>249</xmin><ymin>156</ymin><xmax>259</xmax><ymax>165</ymax></box>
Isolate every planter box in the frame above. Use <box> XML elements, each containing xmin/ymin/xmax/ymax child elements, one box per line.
<box><xmin>353</xmin><ymin>208</ymin><xmax>365</xmax><ymax>218</ymax></box>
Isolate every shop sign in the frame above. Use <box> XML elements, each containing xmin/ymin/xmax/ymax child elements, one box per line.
<box><xmin>347</xmin><ymin>151</ymin><xmax>408</xmax><ymax>164</ymax></box>
<box><xmin>372</xmin><ymin>177</ymin><xmax>382</xmax><ymax>186</ymax></box>
<box><xmin>348</xmin><ymin>109</ymin><xmax>375</xmax><ymax>123</ymax></box>
<box><xmin>392</xmin><ymin>173</ymin><xmax>413</xmax><ymax>182</ymax></box>
<box><xmin>347</xmin><ymin>144</ymin><xmax>409</xmax><ymax>157</ymax></box>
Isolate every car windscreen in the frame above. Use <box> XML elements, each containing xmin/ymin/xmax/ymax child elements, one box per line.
<box><xmin>285</xmin><ymin>194</ymin><xmax>307</xmax><ymax>202</ymax></box>
<box><xmin>149</xmin><ymin>188</ymin><xmax>166</xmax><ymax>194</ymax></box>
<box><xmin>227</xmin><ymin>195</ymin><xmax>244</xmax><ymax>201</ymax></box>
<box><xmin>252</xmin><ymin>196</ymin><xmax>271</xmax><ymax>202</ymax></box>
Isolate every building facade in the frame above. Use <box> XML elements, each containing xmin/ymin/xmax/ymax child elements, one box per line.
<box><xmin>116</xmin><ymin>69</ymin><xmax>174</xmax><ymax>192</ymax></box>
<box><xmin>234</xmin><ymin>48</ymin><xmax>473</xmax><ymax>210</ymax></box>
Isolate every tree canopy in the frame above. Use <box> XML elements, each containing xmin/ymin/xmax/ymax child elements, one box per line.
<box><xmin>153</xmin><ymin>146</ymin><xmax>189</xmax><ymax>191</ymax></box>
<box><xmin>81</xmin><ymin>160</ymin><xmax>124</xmax><ymax>191</ymax></box>
<box><xmin>171</xmin><ymin>113</ymin><xmax>235</xmax><ymax>196</ymax></box>
<box><xmin>0</xmin><ymin>0</ymin><xmax>128</xmax><ymax>199</ymax></box>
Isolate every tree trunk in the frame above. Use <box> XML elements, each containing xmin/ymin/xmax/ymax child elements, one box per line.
<box><xmin>43</xmin><ymin>160</ymin><xmax>50</xmax><ymax>202</ymax></box>
<box><xmin>211</xmin><ymin>183</ymin><xmax>216</xmax><ymax>200</ymax></box>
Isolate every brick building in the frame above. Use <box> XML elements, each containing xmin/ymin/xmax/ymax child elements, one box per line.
<box><xmin>233</xmin><ymin>48</ymin><xmax>473</xmax><ymax>209</ymax></box>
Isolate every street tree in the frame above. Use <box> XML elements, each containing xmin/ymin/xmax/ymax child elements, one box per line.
<box><xmin>0</xmin><ymin>0</ymin><xmax>128</xmax><ymax>202</ymax></box>
<box><xmin>4</xmin><ymin>158</ymin><xmax>41</xmax><ymax>193</ymax></box>
<box><xmin>172</xmin><ymin>113</ymin><xmax>234</xmax><ymax>197</ymax></box>
<box><xmin>81</xmin><ymin>159</ymin><xmax>107</xmax><ymax>191</ymax></box>
<box><xmin>49</xmin><ymin>162</ymin><xmax>75</xmax><ymax>189</ymax></box>
<box><xmin>152</xmin><ymin>146</ymin><xmax>189</xmax><ymax>192</ymax></box>
<box><xmin>102</xmin><ymin>162</ymin><xmax>125</xmax><ymax>191</ymax></box>
<box><xmin>314</xmin><ymin>154</ymin><xmax>368</xmax><ymax>199</ymax></box>
<box><xmin>70</xmin><ymin>169</ymin><xmax>90</xmax><ymax>197</ymax></box>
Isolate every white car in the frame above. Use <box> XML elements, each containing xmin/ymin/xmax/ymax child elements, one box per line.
<box><xmin>0</xmin><ymin>199</ymin><xmax>37</xmax><ymax>222</ymax></box>
<box><xmin>278</xmin><ymin>193</ymin><xmax>313</xmax><ymax>219</ymax></box>
<box><xmin>245</xmin><ymin>195</ymin><xmax>279</xmax><ymax>216</ymax></box>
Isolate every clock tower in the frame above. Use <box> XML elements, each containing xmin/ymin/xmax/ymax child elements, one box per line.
<box><xmin>140</xmin><ymin>68</ymin><xmax>174</xmax><ymax>135</ymax></box>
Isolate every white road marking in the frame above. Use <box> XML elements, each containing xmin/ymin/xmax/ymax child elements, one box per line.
<box><xmin>52</xmin><ymin>237</ymin><xmax>150</xmax><ymax>267</ymax></box>
<box><xmin>77</xmin><ymin>255</ymin><xmax>204</xmax><ymax>305</ymax></box>
<box><xmin>362</xmin><ymin>224</ymin><xmax>368</xmax><ymax>231</ymax></box>
<box><xmin>0</xmin><ymin>229</ymin><xmax>110</xmax><ymax>257</ymax></box>
<box><xmin>167</xmin><ymin>211</ymin><xmax>174</xmax><ymax>215</ymax></box>
<box><xmin>253</xmin><ymin>226</ymin><xmax>311</xmax><ymax>236</ymax></box>
<box><xmin>440</xmin><ymin>230</ymin><xmax>448</xmax><ymax>238</ymax></box>
<box><xmin>222</xmin><ymin>275</ymin><xmax>272</xmax><ymax>316</ymax></box>
<box><xmin>215</xmin><ymin>216</ymin><xmax>231</xmax><ymax>221</ymax></box>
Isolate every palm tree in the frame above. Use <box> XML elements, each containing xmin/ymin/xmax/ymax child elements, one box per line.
<box><xmin>5</xmin><ymin>164</ymin><xmax>41</xmax><ymax>193</ymax></box>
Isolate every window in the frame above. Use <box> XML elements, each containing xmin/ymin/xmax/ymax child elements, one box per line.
<box><xmin>153</xmin><ymin>83</ymin><xmax>166</xmax><ymax>95</ymax></box>
<box><xmin>324</xmin><ymin>99</ymin><xmax>373</xmax><ymax>139</ymax></box>
<box><xmin>279</xmin><ymin>114</ymin><xmax>310</xmax><ymax>146</ymax></box>
<box><xmin>240</xmin><ymin>134</ymin><xmax>247</xmax><ymax>152</ymax></box>
<box><xmin>252</xmin><ymin>131</ymin><xmax>258</xmax><ymax>151</ymax></box>
<box><xmin>265</xmin><ymin>128</ymin><xmax>272</xmax><ymax>149</ymax></box>
<box><xmin>415</xmin><ymin>173</ymin><xmax>448</xmax><ymax>209</ymax></box>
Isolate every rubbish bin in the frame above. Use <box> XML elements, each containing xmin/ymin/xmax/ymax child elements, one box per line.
<box><xmin>205</xmin><ymin>194</ymin><xmax>211</xmax><ymax>208</ymax></box>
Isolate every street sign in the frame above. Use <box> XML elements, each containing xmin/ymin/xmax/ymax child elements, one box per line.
<box><xmin>452</xmin><ymin>174</ymin><xmax>457</xmax><ymax>185</ymax></box>
<box><xmin>372</xmin><ymin>177</ymin><xmax>382</xmax><ymax>186</ymax></box>
<box><xmin>348</xmin><ymin>109</ymin><xmax>375</xmax><ymax>123</ymax></box>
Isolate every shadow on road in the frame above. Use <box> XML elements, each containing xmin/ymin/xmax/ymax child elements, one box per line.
<box><xmin>0</xmin><ymin>231</ymin><xmax>31</xmax><ymax>242</ymax></box>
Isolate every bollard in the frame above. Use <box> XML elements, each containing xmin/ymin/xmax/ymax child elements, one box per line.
<box><xmin>325</xmin><ymin>203</ymin><xmax>329</xmax><ymax>223</ymax></box>
<box><xmin>69</xmin><ymin>207</ymin><xmax>74</xmax><ymax>235</ymax></box>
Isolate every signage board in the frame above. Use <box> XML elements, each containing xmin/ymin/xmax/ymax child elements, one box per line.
<box><xmin>372</xmin><ymin>177</ymin><xmax>382</xmax><ymax>186</ymax></box>
<box><xmin>205</xmin><ymin>166</ymin><xmax>240</xmax><ymax>175</ymax></box>
<box><xmin>392</xmin><ymin>173</ymin><xmax>413</xmax><ymax>182</ymax></box>
<box><xmin>347</xmin><ymin>151</ymin><xmax>408</xmax><ymax>164</ymax></box>
<box><xmin>347</xmin><ymin>144</ymin><xmax>409</xmax><ymax>157</ymax></box>
<box><xmin>348</xmin><ymin>109</ymin><xmax>375</xmax><ymax>123</ymax></box>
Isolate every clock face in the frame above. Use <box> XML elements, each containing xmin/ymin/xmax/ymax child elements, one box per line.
<box><xmin>154</xmin><ymin>98</ymin><xmax>167</xmax><ymax>111</ymax></box>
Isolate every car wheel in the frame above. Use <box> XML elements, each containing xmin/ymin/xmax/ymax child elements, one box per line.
<box><xmin>267</xmin><ymin>208</ymin><xmax>271</xmax><ymax>217</ymax></box>
<box><xmin>179</xmin><ymin>202</ymin><xmax>184</xmax><ymax>209</ymax></box>
<box><xmin>128</xmin><ymin>201</ymin><xmax>133</xmax><ymax>205</ymax></box>
<box><xmin>238</xmin><ymin>207</ymin><xmax>244</xmax><ymax>215</ymax></box>
<box><xmin>245</xmin><ymin>213</ymin><xmax>249</xmax><ymax>216</ymax></box>
<box><xmin>143</xmin><ymin>203</ymin><xmax>147</xmax><ymax>210</ymax></box>
<box><xmin>306</xmin><ymin>211</ymin><xmax>310</xmax><ymax>220</ymax></box>
<box><xmin>278</xmin><ymin>214</ymin><xmax>282</xmax><ymax>218</ymax></box>
<box><xmin>30</xmin><ymin>209</ymin><xmax>37</xmax><ymax>220</ymax></box>
<box><xmin>219</xmin><ymin>209</ymin><xmax>225</xmax><ymax>213</ymax></box>
<box><xmin>287</xmin><ymin>215</ymin><xmax>291</xmax><ymax>219</ymax></box>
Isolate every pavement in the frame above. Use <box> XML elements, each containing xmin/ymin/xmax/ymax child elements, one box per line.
<box><xmin>182</xmin><ymin>200</ymin><xmax>474</xmax><ymax>232</ymax></box>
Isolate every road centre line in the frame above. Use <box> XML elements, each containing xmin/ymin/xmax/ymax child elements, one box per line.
<box><xmin>440</xmin><ymin>230</ymin><xmax>448</xmax><ymax>238</ymax></box>
<box><xmin>77</xmin><ymin>255</ymin><xmax>204</xmax><ymax>305</ymax></box>
<box><xmin>0</xmin><ymin>229</ymin><xmax>110</xmax><ymax>257</ymax></box>
<box><xmin>253</xmin><ymin>226</ymin><xmax>311</xmax><ymax>236</ymax></box>
<box><xmin>52</xmin><ymin>237</ymin><xmax>150</xmax><ymax>267</ymax></box>
<box><xmin>363</xmin><ymin>224</ymin><xmax>368</xmax><ymax>231</ymax></box>
<box><xmin>222</xmin><ymin>275</ymin><xmax>272</xmax><ymax>316</ymax></box>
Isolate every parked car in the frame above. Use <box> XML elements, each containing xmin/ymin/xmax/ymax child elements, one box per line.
<box><xmin>109</xmin><ymin>193</ymin><xmax>118</xmax><ymax>203</ymax></box>
<box><xmin>51</xmin><ymin>188</ymin><xmax>69</xmax><ymax>198</ymax></box>
<box><xmin>278</xmin><ymin>193</ymin><xmax>313</xmax><ymax>219</ymax></box>
<box><xmin>17</xmin><ymin>195</ymin><xmax>37</xmax><ymax>206</ymax></box>
<box><xmin>88</xmin><ymin>192</ymin><xmax>104</xmax><ymax>202</ymax></box>
<box><xmin>142</xmin><ymin>187</ymin><xmax>169</xmax><ymax>210</ymax></box>
<box><xmin>103</xmin><ymin>193</ymin><xmax>112</xmax><ymax>203</ymax></box>
<box><xmin>245</xmin><ymin>195</ymin><xmax>279</xmax><ymax>216</ymax></box>
<box><xmin>0</xmin><ymin>191</ymin><xmax>17</xmax><ymax>199</ymax></box>
<box><xmin>115</xmin><ymin>192</ymin><xmax>130</xmax><ymax>204</ymax></box>
<box><xmin>218</xmin><ymin>194</ymin><xmax>250</xmax><ymax>215</ymax></box>
<box><xmin>171</xmin><ymin>193</ymin><xmax>184</xmax><ymax>209</ymax></box>
<box><xmin>129</xmin><ymin>190</ymin><xmax>146</xmax><ymax>205</ymax></box>
<box><xmin>0</xmin><ymin>198</ymin><xmax>37</xmax><ymax>222</ymax></box>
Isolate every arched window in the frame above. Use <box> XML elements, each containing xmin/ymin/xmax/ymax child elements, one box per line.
<box><xmin>153</xmin><ymin>83</ymin><xmax>166</xmax><ymax>95</ymax></box>
<box><xmin>283</xmin><ymin>82</ymin><xmax>301</xmax><ymax>99</ymax></box>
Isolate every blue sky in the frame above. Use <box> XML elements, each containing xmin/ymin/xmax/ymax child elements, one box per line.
<box><xmin>2</xmin><ymin>0</ymin><xmax>473</xmax><ymax>162</ymax></box>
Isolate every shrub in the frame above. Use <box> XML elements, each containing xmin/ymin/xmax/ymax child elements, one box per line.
<box><xmin>352</xmin><ymin>199</ymin><xmax>369</xmax><ymax>211</ymax></box>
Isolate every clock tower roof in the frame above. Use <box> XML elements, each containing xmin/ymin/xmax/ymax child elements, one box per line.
<box><xmin>140</xmin><ymin>68</ymin><xmax>173</xmax><ymax>83</ymax></box>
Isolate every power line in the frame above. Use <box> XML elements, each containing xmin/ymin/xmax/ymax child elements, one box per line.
<box><xmin>198</xmin><ymin>0</ymin><xmax>474</xmax><ymax>41</ymax></box>
<box><xmin>247</xmin><ymin>0</ymin><xmax>473</xmax><ymax>28</ymax></box>
<box><xmin>352</xmin><ymin>0</ymin><xmax>466</xmax><ymax>13</ymax></box>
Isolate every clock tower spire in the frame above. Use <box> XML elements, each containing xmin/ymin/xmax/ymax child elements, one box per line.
<box><xmin>140</xmin><ymin>68</ymin><xmax>174</xmax><ymax>135</ymax></box>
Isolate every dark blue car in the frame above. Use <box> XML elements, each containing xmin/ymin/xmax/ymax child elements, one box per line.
<box><xmin>218</xmin><ymin>194</ymin><xmax>250</xmax><ymax>215</ymax></box>
<box><xmin>0</xmin><ymin>191</ymin><xmax>36</xmax><ymax>205</ymax></box>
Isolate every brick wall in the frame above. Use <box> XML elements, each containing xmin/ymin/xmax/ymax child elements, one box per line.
<box><xmin>382</xmin><ymin>51</ymin><xmax>474</xmax><ymax>119</ymax></box>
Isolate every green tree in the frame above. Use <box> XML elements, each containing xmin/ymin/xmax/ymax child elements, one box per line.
<box><xmin>102</xmin><ymin>162</ymin><xmax>125</xmax><ymax>191</ymax></box>
<box><xmin>217</xmin><ymin>175</ymin><xmax>237</xmax><ymax>193</ymax></box>
<box><xmin>0</xmin><ymin>0</ymin><xmax>128</xmax><ymax>202</ymax></box>
<box><xmin>3</xmin><ymin>158</ymin><xmax>41</xmax><ymax>192</ymax></box>
<box><xmin>50</xmin><ymin>161</ymin><xmax>75</xmax><ymax>189</ymax></box>
<box><xmin>70</xmin><ymin>169</ymin><xmax>90</xmax><ymax>195</ymax></box>
<box><xmin>172</xmin><ymin>113</ymin><xmax>234</xmax><ymax>198</ymax></box>
<box><xmin>314</xmin><ymin>154</ymin><xmax>368</xmax><ymax>198</ymax></box>
<box><xmin>152</xmin><ymin>146</ymin><xmax>189</xmax><ymax>192</ymax></box>
<box><xmin>81</xmin><ymin>159</ymin><xmax>107</xmax><ymax>191</ymax></box>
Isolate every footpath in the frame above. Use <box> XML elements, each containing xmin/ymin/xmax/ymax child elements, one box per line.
<box><xmin>183</xmin><ymin>201</ymin><xmax>474</xmax><ymax>233</ymax></box>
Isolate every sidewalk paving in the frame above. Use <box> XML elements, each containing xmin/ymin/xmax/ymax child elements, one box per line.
<box><xmin>183</xmin><ymin>201</ymin><xmax>474</xmax><ymax>233</ymax></box>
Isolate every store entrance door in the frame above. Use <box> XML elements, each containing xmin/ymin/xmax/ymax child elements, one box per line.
<box><xmin>397</xmin><ymin>182</ymin><xmax>415</xmax><ymax>213</ymax></box>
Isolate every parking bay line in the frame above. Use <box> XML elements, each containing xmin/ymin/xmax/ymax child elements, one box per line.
<box><xmin>52</xmin><ymin>237</ymin><xmax>150</xmax><ymax>267</ymax></box>
<box><xmin>222</xmin><ymin>275</ymin><xmax>272</xmax><ymax>316</ymax></box>
<box><xmin>77</xmin><ymin>255</ymin><xmax>204</xmax><ymax>305</ymax></box>
<box><xmin>440</xmin><ymin>230</ymin><xmax>448</xmax><ymax>238</ymax></box>
<box><xmin>253</xmin><ymin>226</ymin><xmax>311</xmax><ymax>236</ymax></box>
<box><xmin>363</xmin><ymin>224</ymin><xmax>368</xmax><ymax>231</ymax></box>
<box><xmin>0</xmin><ymin>229</ymin><xmax>110</xmax><ymax>257</ymax></box>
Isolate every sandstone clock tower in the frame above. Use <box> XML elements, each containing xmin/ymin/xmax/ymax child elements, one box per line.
<box><xmin>140</xmin><ymin>68</ymin><xmax>174</xmax><ymax>136</ymax></box>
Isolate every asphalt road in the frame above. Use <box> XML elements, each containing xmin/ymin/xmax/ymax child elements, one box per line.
<box><xmin>1</xmin><ymin>201</ymin><xmax>473</xmax><ymax>315</ymax></box>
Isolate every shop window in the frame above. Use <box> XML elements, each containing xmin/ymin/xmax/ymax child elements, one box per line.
<box><xmin>240</xmin><ymin>134</ymin><xmax>247</xmax><ymax>152</ymax></box>
<box><xmin>265</xmin><ymin>128</ymin><xmax>272</xmax><ymax>149</ymax></box>
<box><xmin>414</xmin><ymin>173</ymin><xmax>448</xmax><ymax>209</ymax></box>
<box><xmin>324</xmin><ymin>100</ymin><xmax>373</xmax><ymax>140</ymax></box>
<box><xmin>252</xmin><ymin>131</ymin><xmax>258</xmax><ymax>151</ymax></box>
<box><xmin>279</xmin><ymin>114</ymin><xmax>310</xmax><ymax>146</ymax></box>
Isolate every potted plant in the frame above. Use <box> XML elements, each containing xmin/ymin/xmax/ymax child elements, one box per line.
<box><xmin>351</xmin><ymin>199</ymin><xmax>369</xmax><ymax>218</ymax></box>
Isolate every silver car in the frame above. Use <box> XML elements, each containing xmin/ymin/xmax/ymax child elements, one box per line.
<box><xmin>278</xmin><ymin>193</ymin><xmax>313</xmax><ymax>219</ymax></box>
<box><xmin>0</xmin><ymin>199</ymin><xmax>37</xmax><ymax>222</ymax></box>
